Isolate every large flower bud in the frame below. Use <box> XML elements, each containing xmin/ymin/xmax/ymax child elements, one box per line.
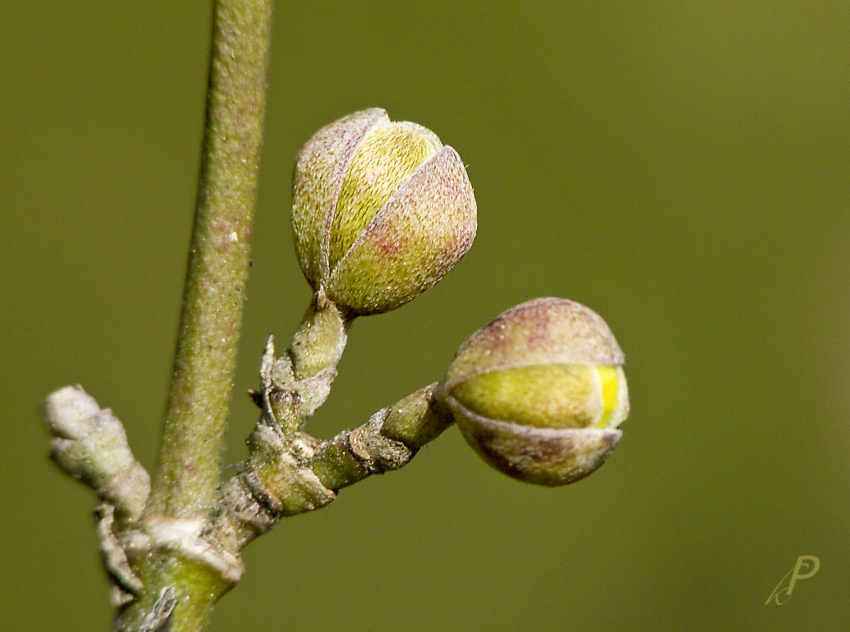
<box><xmin>441</xmin><ymin>298</ymin><xmax>629</xmax><ymax>486</ymax></box>
<box><xmin>291</xmin><ymin>108</ymin><xmax>477</xmax><ymax>316</ymax></box>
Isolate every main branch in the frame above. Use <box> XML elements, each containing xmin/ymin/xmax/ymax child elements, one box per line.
<box><xmin>150</xmin><ymin>0</ymin><xmax>274</xmax><ymax>520</ymax></box>
<box><xmin>120</xmin><ymin>1</ymin><xmax>275</xmax><ymax>629</ymax></box>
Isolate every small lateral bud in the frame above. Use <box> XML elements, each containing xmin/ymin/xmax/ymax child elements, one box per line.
<box><xmin>440</xmin><ymin>298</ymin><xmax>629</xmax><ymax>486</ymax></box>
<box><xmin>45</xmin><ymin>385</ymin><xmax>150</xmax><ymax>522</ymax></box>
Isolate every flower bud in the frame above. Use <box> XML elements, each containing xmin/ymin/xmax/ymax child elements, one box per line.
<box><xmin>291</xmin><ymin>108</ymin><xmax>477</xmax><ymax>316</ymax></box>
<box><xmin>441</xmin><ymin>297</ymin><xmax>629</xmax><ymax>486</ymax></box>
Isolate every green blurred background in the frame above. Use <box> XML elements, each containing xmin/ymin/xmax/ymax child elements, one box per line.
<box><xmin>2</xmin><ymin>1</ymin><xmax>849</xmax><ymax>629</ymax></box>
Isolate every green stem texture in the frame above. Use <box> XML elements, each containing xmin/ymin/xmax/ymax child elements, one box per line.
<box><xmin>120</xmin><ymin>1</ymin><xmax>275</xmax><ymax>630</ymax></box>
<box><xmin>151</xmin><ymin>0</ymin><xmax>274</xmax><ymax>522</ymax></box>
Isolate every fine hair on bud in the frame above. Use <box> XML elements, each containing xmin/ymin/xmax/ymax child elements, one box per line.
<box><xmin>291</xmin><ymin>108</ymin><xmax>477</xmax><ymax>316</ymax></box>
<box><xmin>441</xmin><ymin>297</ymin><xmax>629</xmax><ymax>486</ymax></box>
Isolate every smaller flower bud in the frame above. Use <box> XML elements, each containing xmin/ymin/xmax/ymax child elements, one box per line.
<box><xmin>291</xmin><ymin>108</ymin><xmax>477</xmax><ymax>316</ymax></box>
<box><xmin>441</xmin><ymin>298</ymin><xmax>629</xmax><ymax>486</ymax></box>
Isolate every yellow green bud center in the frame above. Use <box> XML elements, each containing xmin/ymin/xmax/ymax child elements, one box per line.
<box><xmin>450</xmin><ymin>364</ymin><xmax>623</xmax><ymax>430</ymax></box>
<box><xmin>329</xmin><ymin>122</ymin><xmax>442</xmax><ymax>271</ymax></box>
<box><xmin>595</xmin><ymin>365</ymin><xmax>621</xmax><ymax>428</ymax></box>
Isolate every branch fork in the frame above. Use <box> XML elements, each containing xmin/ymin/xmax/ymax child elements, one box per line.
<box><xmin>45</xmin><ymin>333</ymin><xmax>455</xmax><ymax>630</ymax></box>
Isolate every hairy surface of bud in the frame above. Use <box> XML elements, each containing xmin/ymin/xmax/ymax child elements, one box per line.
<box><xmin>442</xmin><ymin>298</ymin><xmax>629</xmax><ymax>486</ymax></box>
<box><xmin>291</xmin><ymin>108</ymin><xmax>477</xmax><ymax>316</ymax></box>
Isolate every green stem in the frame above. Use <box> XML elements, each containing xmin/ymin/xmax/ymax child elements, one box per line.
<box><xmin>205</xmin><ymin>383</ymin><xmax>455</xmax><ymax>551</ymax></box>
<box><xmin>121</xmin><ymin>1</ymin><xmax>275</xmax><ymax>630</ymax></box>
<box><xmin>150</xmin><ymin>0</ymin><xmax>274</xmax><ymax>522</ymax></box>
<box><xmin>300</xmin><ymin>384</ymin><xmax>455</xmax><ymax>498</ymax></box>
